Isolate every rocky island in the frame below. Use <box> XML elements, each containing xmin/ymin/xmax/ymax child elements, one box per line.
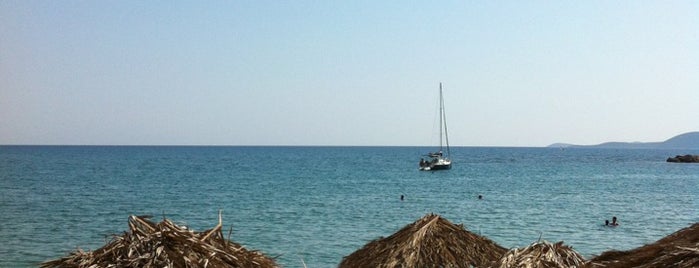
<box><xmin>549</xmin><ymin>131</ymin><xmax>699</xmax><ymax>149</ymax></box>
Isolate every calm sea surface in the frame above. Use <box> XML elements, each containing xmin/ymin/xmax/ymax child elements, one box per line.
<box><xmin>1</xmin><ymin>146</ymin><xmax>697</xmax><ymax>267</ymax></box>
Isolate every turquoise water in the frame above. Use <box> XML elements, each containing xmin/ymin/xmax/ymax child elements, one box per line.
<box><xmin>1</xmin><ymin>146</ymin><xmax>697</xmax><ymax>267</ymax></box>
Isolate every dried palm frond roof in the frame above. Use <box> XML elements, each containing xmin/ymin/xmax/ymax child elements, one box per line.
<box><xmin>587</xmin><ymin>222</ymin><xmax>699</xmax><ymax>268</ymax></box>
<box><xmin>495</xmin><ymin>240</ymin><xmax>585</xmax><ymax>268</ymax></box>
<box><xmin>339</xmin><ymin>213</ymin><xmax>507</xmax><ymax>268</ymax></box>
<box><xmin>41</xmin><ymin>213</ymin><xmax>278</xmax><ymax>268</ymax></box>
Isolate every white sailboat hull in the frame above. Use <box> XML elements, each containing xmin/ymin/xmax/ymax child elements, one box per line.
<box><xmin>419</xmin><ymin>158</ymin><xmax>451</xmax><ymax>171</ymax></box>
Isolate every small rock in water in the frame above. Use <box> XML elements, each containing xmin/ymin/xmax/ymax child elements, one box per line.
<box><xmin>666</xmin><ymin>154</ymin><xmax>699</xmax><ymax>163</ymax></box>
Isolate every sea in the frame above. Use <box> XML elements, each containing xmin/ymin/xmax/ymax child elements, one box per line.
<box><xmin>1</xmin><ymin>146</ymin><xmax>697</xmax><ymax>267</ymax></box>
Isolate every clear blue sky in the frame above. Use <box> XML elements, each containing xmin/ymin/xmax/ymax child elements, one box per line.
<box><xmin>1</xmin><ymin>1</ymin><xmax>697</xmax><ymax>146</ymax></box>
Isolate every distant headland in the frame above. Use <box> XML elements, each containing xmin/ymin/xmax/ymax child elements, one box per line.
<box><xmin>549</xmin><ymin>131</ymin><xmax>699</xmax><ymax>149</ymax></box>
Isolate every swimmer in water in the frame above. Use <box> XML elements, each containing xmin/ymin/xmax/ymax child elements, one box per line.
<box><xmin>611</xmin><ymin>216</ymin><xmax>619</xmax><ymax>226</ymax></box>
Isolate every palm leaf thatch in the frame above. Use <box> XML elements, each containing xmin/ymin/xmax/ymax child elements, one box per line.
<box><xmin>495</xmin><ymin>240</ymin><xmax>585</xmax><ymax>268</ymax></box>
<box><xmin>41</xmin><ymin>214</ymin><xmax>278</xmax><ymax>268</ymax></box>
<box><xmin>587</xmin><ymin>222</ymin><xmax>699</xmax><ymax>268</ymax></box>
<box><xmin>339</xmin><ymin>213</ymin><xmax>507</xmax><ymax>268</ymax></box>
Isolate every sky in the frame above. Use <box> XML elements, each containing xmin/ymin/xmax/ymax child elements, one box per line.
<box><xmin>1</xmin><ymin>1</ymin><xmax>697</xmax><ymax>146</ymax></box>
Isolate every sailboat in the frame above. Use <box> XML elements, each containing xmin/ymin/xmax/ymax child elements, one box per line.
<box><xmin>419</xmin><ymin>83</ymin><xmax>452</xmax><ymax>171</ymax></box>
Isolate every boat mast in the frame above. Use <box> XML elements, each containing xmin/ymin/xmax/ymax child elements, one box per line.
<box><xmin>439</xmin><ymin>83</ymin><xmax>450</xmax><ymax>158</ymax></box>
<box><xmin>439</xmin><ymin>83</ymin><xmax>444</xmax><ymax>153</ymax></box>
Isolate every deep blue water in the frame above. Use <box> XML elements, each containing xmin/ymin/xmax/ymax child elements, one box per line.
<box><xmin>1</xmin><ymin>146</ymin><xmax>697</xmax><ymax>267</ymax></box>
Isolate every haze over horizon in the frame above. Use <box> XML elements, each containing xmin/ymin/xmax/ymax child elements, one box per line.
<box><xmin>2</xmin><ymin>1</ymin><xmax>697</xmax><ymax>147</ymax></box>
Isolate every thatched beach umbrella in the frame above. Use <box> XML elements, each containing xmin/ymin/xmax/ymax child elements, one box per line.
<box><xmin>495</xmin><ymin>240</ymin><xmax>585</xmax><ymax>268</ymax></box>
<box><xmin>41</xmin><ymin>213</ymin><xmax>278</xmax><ymax>268</ymax></box>
<box><xmin>587</xmin><ymin>222</ymin><xmax>699</xmax><ymax>268</ymax></box>
<box><xmin>339</xmin><ymin>213</ymin><xmax>507</xmax><ymax>268</ymax></box>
